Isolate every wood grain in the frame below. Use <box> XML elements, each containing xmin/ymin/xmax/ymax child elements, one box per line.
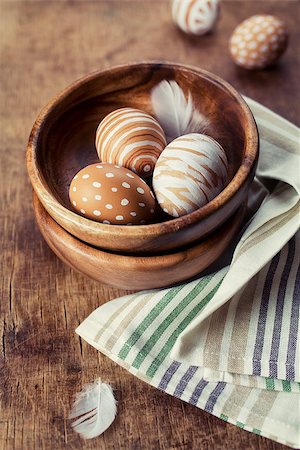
<box><xmin>27</xmin><ymin>62</ymin><xmax>258</xmax><ymax>253</ymax></box>
<box><xmin>33</xmin><ymin>193</ymin><xmax>245</xmax><ymax>290</ymax></box>
<box><xmin>1</xmin><ymin>1</ymin><xmax>299</xmax><ymax>449</ymax></box>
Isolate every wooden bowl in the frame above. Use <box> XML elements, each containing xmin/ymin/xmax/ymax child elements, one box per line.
<box><xmin>33</xmin><ymin>193</ymin><xmax>244</xmax><ymax>290</ymax></box>
<box><xmin>27</xmin><ymin>62</ymin><xmax>258</xmax><ymax>254</ymax></box>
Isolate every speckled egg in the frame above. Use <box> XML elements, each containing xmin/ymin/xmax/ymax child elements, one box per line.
<box><xmin>95</xmin><ymin>107</ymin><xmax>167</xmax><ymax>178</ymax></box>
<box><xmin>172</xmin><ymin>0</ymin><xmax>220</xmax><ymax>36</ymax></box>
<box><xmin>229</xmin><ymin>15</ymin><xmax>288</xmax><ymax>69</ymax></box>
<box><xmin>153</xmin><ymin>133</ymin><xmax>228</xmax><ymax>217</ymax></box>
<box><xmin>69</xmin><ymin>163</ymin><xmax>157</xmax><ymax>225</ymax></box>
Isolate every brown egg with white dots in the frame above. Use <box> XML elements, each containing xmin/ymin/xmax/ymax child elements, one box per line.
<box><xmin>229</xmin><ymin>15</ymin><xmax>288</xmax><ymax>70</ymax></box>
<box><xmin>69</xmin><ymin>163</ymin><xmax>157</xmax><ymax>225</ymax></box>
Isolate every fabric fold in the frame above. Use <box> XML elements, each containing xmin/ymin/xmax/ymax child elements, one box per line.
<box><xmin>171</xmin><ymin>96</ymin><xmax>300</xmax><ymax>364</ymax></box>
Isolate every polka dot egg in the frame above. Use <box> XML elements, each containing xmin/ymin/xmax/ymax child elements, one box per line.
<box><xmin>172</xmin><ymin>0</ymin><xmax>220</xmax><ymax>36</ymax></box>
<box><xmin>69</xmin><ymin>163</ymin><xmax>157</xmax><ymax>225</ymax></box>
<box><xmin>95</xmin><ymin>107</ymin><xmax>167</xmax><ymax>178</ymax></box>
<box><xmin>153</xmin><ymin>133</ymin><xmax>228</xmax><ymax>217</ymax></box>
<box><xmin>229</xmin><ymin>15</ymin><xmax>288</xmax><ymax>69</ymax></box>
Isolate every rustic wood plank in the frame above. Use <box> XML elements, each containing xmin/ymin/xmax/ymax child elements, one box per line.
<box><xmin>1</xmin><ymin>1</ymin><xmax>299</xmax><ymax>449</ymax></box>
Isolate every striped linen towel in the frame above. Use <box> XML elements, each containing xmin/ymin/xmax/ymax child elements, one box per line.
<box><xmin>76</xmin><ymin>98</ymin><xmax>300</xmax><ymax>448</ymax></box>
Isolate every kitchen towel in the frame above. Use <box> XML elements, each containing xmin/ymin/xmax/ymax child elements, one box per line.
<box><xmin>76</xmin><ymin>97</ymin><xmax>300</xmax><ymax>448</ymax></box>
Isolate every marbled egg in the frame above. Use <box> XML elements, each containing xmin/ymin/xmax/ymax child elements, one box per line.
<box><xmin>69</xmin><ymin>163</ymin><xmax>157</xmax><ymax>225</ymax></box>
<box><xmin>95</xmin><ymin>107</ymin><xmax>167</xmax><ymax>178</ymax></box>
<box><xmin>153</xmin><ymin>133</ymin><xmax>228</xmax><ymax>217</ymax></box>
<box><xmin>172</xmin><ymin>0</ymin><xmax>220</xmax><ymax>36</ymax></box>
<box><xmin>229</xmin><ymin>15</ymin><xmax>288</xmax><ymax>69</ymax></box>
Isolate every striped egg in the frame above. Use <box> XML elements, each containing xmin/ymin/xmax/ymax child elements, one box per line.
<box><xmin>172</xmin><ymin>0</ymin><xmax>220</xmax><ymax>36</ymax></box>
<box><xmin>95</xmin><ymin>107</ymin><xmax>167</xmax><ymax>178</ymax></box>
<box><xmin>153</xmin><ymin>133</ymin><xmax>228</xmax><ymax>217</ymax></box>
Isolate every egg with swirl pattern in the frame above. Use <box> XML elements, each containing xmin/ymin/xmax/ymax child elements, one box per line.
<box><xmin>172</xmin><ymin>0</ymin><xmax>220</xmax><ymax>36</ymax></box>
<box><xmin>153</xmin><ymin>133</ymin><xmax>228</xmax><ymax>217</ymax></box>
<box><xmin>95</xmin><ymin>107</ymin><xmax>167</xmax><ymax>178</ymax></box>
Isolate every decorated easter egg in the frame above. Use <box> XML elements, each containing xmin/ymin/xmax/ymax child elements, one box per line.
<box><xmin>153</xmin><ymin>133</ymin><xmax>228</xmax><ymax>217</ymax></box>
<box><xmin>172</xmin><ymin>0</ymin><xmax>220</xmax><ymax>36</ymax></box>
<box><xmin>95</xmin><ymin>107</ymin><xmax>167</xmax><ymax>178</ymax></box>
<box><xmin>69</xmin><ymin>163</ymin><xmax>157</xmax><ymax>225</ymax></box>
<box><xmin>229</xmin><ymin>15</ymin><xmax>288</xmax><ymax>70</ymax></box>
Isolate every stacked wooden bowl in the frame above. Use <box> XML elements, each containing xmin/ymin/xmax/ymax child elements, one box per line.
<box><xmin>27</xmin><ymin>62</ymin><xmax>258</xmax><ymax>290</ymax></box>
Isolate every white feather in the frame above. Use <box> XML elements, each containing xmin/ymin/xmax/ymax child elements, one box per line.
<box><xmin>69</xmin><ymin>379</ymin><xmax>117</xmax><ymax>439</ymax></box>
<box><xmin>151</xmin><ymin>80</ymin><xmax>210</xmax><ymax>142</ymax></box>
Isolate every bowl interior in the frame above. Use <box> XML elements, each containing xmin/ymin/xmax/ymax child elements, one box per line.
<box><xmin>35</xmin><ymin>63</ymin><xmax>248</xmax><ymax>221</ymax></box>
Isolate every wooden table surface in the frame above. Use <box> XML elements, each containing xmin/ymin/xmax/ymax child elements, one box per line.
<box><xmin>1</xmin><ymin>1</ymin><xmax>299</xmax><ymax>449</ymax></box>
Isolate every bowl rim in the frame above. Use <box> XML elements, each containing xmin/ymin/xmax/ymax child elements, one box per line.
<box><xmin>27</xmin><ymin>61</ymin><xmax>259</xmax><ymax>238</ymax></box>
